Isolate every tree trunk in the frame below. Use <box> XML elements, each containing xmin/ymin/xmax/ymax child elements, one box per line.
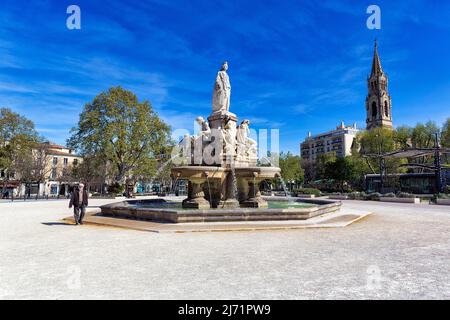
<box><xmin>115</xmin><ymin>163</ymin><xmax>127</xmax><ymax>187</ymax></box>
<box><xmin>35</xmin><ymin>181</ymin><xmax>40</xmax><ymax>200</ymax></box>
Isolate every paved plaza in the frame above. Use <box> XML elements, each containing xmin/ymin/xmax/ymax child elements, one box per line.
<box><xmin>1</xmin><ymin>198</ymin><xmax>450</xmax><ymax>299</ymax></box>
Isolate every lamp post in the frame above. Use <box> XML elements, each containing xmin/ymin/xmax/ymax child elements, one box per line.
<box><xmin>434</xmin><ymin>132</ymin><xmax>443</xmax><ymax>194</ymax></box>
<box><xmin>376</xmin><ymin>134</ymin><xmax>384</xmax><ymax>192</ymax></box>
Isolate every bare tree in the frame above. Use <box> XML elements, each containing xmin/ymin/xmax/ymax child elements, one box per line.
<box><xmin>15</xmin><ymin>142</ymin><xmax>52</xmax><ymax>200</ymax></box>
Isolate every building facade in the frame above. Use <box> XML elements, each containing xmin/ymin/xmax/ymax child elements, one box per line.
<box><xmin>366</xmin><ymin>40</ymin><xmax>393</xmax><ymax>130</ymax></box>
<box><xmin>1</xmin><ymin>143</ymin><xmax>82</xmax><ymax>198</ymax></box>
<box><xmin>44</xmin><ymin>144</ymin><xmax>83</xmax><ymax>197</ymax></box>
<box><xmin>300</xmin><ymin>122</ymin><xmax>359</xmax><ymax>161</ymax></box>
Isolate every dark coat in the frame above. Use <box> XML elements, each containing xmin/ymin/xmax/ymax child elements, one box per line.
<box><xmin>69</xmin><ymin>188</ymin><xmax>89</xmax><ymax>208</ymax></box>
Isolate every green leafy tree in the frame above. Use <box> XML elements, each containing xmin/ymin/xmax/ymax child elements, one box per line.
<box><xmin>324</xmin><ymin>157</ymin><xmax>356</xmax><ymax>192</ymax></box>
<box><xmin>442</xmin><ymin>118</ymin><xmax>450</xmax><ymax>148</ymax></box>
<box><xmin>394</xmin><ymin>126</ymin><xmax>411</xmax><ymax>150</ymax></box>
<box><xmin>128</xmin><ymin>156</ymin><xmax>158</xmax><ymax>192</ymax></box>
<box><xmin>347</xmin><ymin>153</ymin><xmax>371</xmax><ymax>190</ymax></box>
<box><xmin>279</xmin><ymin>152</ymin><xmax>304</xmax><ymax>189</ymax></box>
<box><xmin>68</xmin><ymin>87</ymin><xmax>172</xmax><ymax>187</ymax></box>
<box><xmin>410</xmin><ymin>121</ymin><xmax>440</xmax><ymax>172</ymax></box>
<box><xmin>441</xmin><ymin>119</ymin><xmax>450</xmax><ymax>165</ymax></box>
<box><xmin>301</xmin><ymin>159</ymin><xmax>316</xmax><ymax>184</ymax></box>
<box><xmin>411</xmin><ymin>121</ymin><xmax>440</xmax><ymax>148</ymax></box>
<box><xmin>357</xmin><ymin>127</ymin><xmax>404</xmax><ymax>174</ymax></box>
<box><xmin>0</xmin><ymin>108</ymin><xmax>39</xmax><ymax>196</ymax></box>
<box><xmin>315</xmin><ymin>152</ymin><xmax>336</xmax><ymax>181</ymax></box>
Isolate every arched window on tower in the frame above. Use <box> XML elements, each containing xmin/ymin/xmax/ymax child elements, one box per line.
<box><xmin>384</xmin><ymin>101</ymin><xmax>389</xmax><ymax>117</ymax></box>
<box><xmin>372</xmin><ymin>101</ymin><xmax>377</xmax><ymax>118</ymax></box>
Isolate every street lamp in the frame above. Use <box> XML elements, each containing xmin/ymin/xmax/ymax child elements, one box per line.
<box><xmin>376</xmin><ymin>133</ymin><xmax>384</xmax><ymax>192</ymax></box>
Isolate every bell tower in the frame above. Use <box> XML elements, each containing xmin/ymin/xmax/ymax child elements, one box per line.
<box><xmin>366</xmin><ymin>40</ymin><xmax>393</xmax><ymax>130</ymax></box>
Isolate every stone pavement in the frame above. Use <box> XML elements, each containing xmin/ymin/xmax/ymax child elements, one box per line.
<box><xmin>1</xmin><ymin>198</ymin><xmax>450</xmax><ymax>299</ymax></box>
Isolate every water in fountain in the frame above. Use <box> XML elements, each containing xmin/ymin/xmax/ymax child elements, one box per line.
<box><xmin>171</xmin><ymin>176</ymin><xmax>180</xmax><ymax>194</ymax></box>
<box><xmin>260</xmin><ymin>155</ymin><xmax>292</xmax><ymax>198</ymax></box>
<box><xmin>277</xmin><ymin>173</ymin><xmax>292</xmax><ymax>198</ymax></box>
<box><xmin>205</xmin><ymin>173</ymin><xmax>213</xmax><ymax>208</ymax></box>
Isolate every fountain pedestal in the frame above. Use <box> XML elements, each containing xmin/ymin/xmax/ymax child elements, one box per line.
<box><xmin>207</xmin><ymin>111</ymin><xmax>237</xmax><ymax>131</ymax></box>
<box><xmin>240</xmin><ymin>179</ymin><xmax>268</xmax><ymax>208</ymax></box>
<box><xmin>218</xmin><ymin>171</ymin><xmax>240</xmax><ymax>209</ymax></box>
<box><xmin>182</xmin><ymin>180</ymin><xmax>211</xmax><ymax>209</ymax></box>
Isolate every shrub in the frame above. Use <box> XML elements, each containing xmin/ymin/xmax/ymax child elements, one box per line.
<box><xmin>365</xmin><ymin>192</ymin><xmax>381</xmax><ymax>201</ymax></box>
<box><xmin>396</xmin><ymin>192</ymin><xmax>414</xmax><ymax>198</ymax></box>
<box><xmin>437</xmin><ymin>193</ymin><xmax>450</xmax><ymax>199</ymax></box>
<box><xmin>348</xmin><ymin>192</ymin><xmax>361</xmax><ymax>200</ymax></box>
<box><xmin>446</xmin><ymin>186</ymin><xmax>450</xmax><ymax>194</ymax></box>
<box><xmin>107</xmin><ymin>183</ymin><xmax>124</xmax><ymax>195</ymax></box>
<box><xmin>293</xmin><ymin>188</ymin><xmax>321</xmax><ymax>197</ymax></box>
<box><xmin>381</xmin><ymin>192</ymin><xmax>396</xmax><ymax>198</ymax></box>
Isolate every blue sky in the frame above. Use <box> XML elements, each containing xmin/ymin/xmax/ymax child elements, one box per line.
<box><xmin>1</xmin><ymin>0</ymin><xmax>449</xmax><ymax>154</ymax></box>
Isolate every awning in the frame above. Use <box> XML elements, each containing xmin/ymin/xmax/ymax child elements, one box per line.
<box><xmin>1</xmin><ymin>182</ymin><xmax>20</xmax><ymax>188</ymax></box>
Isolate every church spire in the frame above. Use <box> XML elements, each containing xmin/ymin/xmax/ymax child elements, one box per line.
<box><xmin>365</xmin><ymin>40</ymin><xmax>393</xmax><ymax>130</ymax></box>
<box><xmin>370</xmin><ymin>39</ymin><xmax>384</xmax><ymax>76</ymax></box>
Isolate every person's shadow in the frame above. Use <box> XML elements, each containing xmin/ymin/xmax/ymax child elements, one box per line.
<box><xmin>41</xmin><ymin>222</ymin><xmax>74</xmax><ymax>226</ymax></box>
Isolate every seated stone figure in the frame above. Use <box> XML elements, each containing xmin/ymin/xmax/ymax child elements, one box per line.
<box><xmin>236</xmin><ymin>120</ymin><xmax>257</xmax><ymax>158</ymax></box>
<box><xmin>221</xmin><ymin>115</ymin><xmax>236</xmax><ymax>157</ymax></box>
<box><xmin>194</xmin><ymin>116</ymin><xmax>211</xmax><ymax>141</ymax></box>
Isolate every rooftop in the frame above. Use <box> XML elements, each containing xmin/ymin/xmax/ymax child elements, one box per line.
<box><xmin>303</xmin><ymin>121</ymin><xmax>359</xmax><ymax>142</ymax></box>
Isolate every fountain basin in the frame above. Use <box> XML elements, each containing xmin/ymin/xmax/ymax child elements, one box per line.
<box><xmin>99</xmin><ymin>197</ymin><xmax>341</xmax><ymax>223</ymax></box>
<box><xmin>171</xmin><ymin>165</ymin><xmax>281</xmax><ymax>209</ymax></box>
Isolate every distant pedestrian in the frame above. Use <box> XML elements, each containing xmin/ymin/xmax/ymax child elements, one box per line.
<box><xmin>69</xmin><ymin>183</ymin><xmax>88</xmax><ymax>225</ymax></box>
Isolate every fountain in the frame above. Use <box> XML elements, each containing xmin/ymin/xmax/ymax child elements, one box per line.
<box><xmin>99</xmin><ymin>62</ymin><xmax>342</xmax><ymax>223</ymax></box>
<box><xmin>171</xmin><ymin>61</ymin><xmax>281</xmax><ymax>209</ymax></box>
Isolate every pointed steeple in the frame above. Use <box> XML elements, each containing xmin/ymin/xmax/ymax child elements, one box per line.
<box><xmin>366</xmin><ymin>40</ymin><xmax>393</xmax><ymax>130</ymax></box>
<box><xmin>370</xmin><ymin>39</ymin><xmax>384</xmax><ymax>76</ymax></box>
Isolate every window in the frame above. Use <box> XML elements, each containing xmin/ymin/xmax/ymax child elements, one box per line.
<box><xmin>73</xmin><ymin>159</ymin><xmax>78</xmax><ymax>166</ymax></box>
<box><xmin>50</xmin><ymin>185</ymin><xmax>58</xmax><ymax>195</ymax></box>
<box><xmin>51</xmin><ymin>168</ymin><xmax>57</xmax><ymax>180</ymax></box>
<box><xmin>384</xmin><ymin>101</ymin><xmax>389</xmax><ymax>117</ymax></box>
<box><xmin>372</xmin><ymin>101</ymin><xmax>377</xmax><ymax>118</ymax></box>
<box><xmin>63</xmin><ymin>158</ymin><xmax>68</xmax><ymax>167</ymax></box>
<box><xmin>53</xmin><ymin>157</ymin><xmax>58</xmax><ymax>166</ymax></box>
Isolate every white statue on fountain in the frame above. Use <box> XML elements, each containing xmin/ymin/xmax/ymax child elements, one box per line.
<box><xmin>187</xmin><ymin>61</ymin><xmax>258</xmax><ymax>165</ymax></box>
<box><xmin>194</xmin><ymin>116</ymin><xmax>211</xmax><ymax>141</ymax></box>
<box><xmin>236</xmin><ymin>120</ymin><xmax>257</xmax><ymax>158</ymax></box>
<box><xmin>221</xmin><ymin>115</ymin><xmax>236</xmax><ymax>157</ymax></box>
<box><xmin>212</xmin><ymin>61</ymin><xmax>231</xmax><ymax>114</ymax></box>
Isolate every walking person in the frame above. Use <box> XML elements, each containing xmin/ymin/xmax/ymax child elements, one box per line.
<box><xmin>69</xmin><ymin>183</ymin><xmax>88</xmax><ymax>225</ymax></box>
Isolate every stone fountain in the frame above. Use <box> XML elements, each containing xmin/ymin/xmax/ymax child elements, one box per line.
<box><xmin>171</xmin><ymin>61</ymin><xmax>281</xmax><ymax>209</ymax></box>
<box><xmin>99</xmin><ymin>62</ymin><xmax>343</xmax><ymax>224</ymax></box>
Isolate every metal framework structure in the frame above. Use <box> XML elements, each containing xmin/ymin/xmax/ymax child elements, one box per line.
<box><xmin>363</xmin><ymin>134</ymin><xmax>450</xmax><ymax>193</ymax></box>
